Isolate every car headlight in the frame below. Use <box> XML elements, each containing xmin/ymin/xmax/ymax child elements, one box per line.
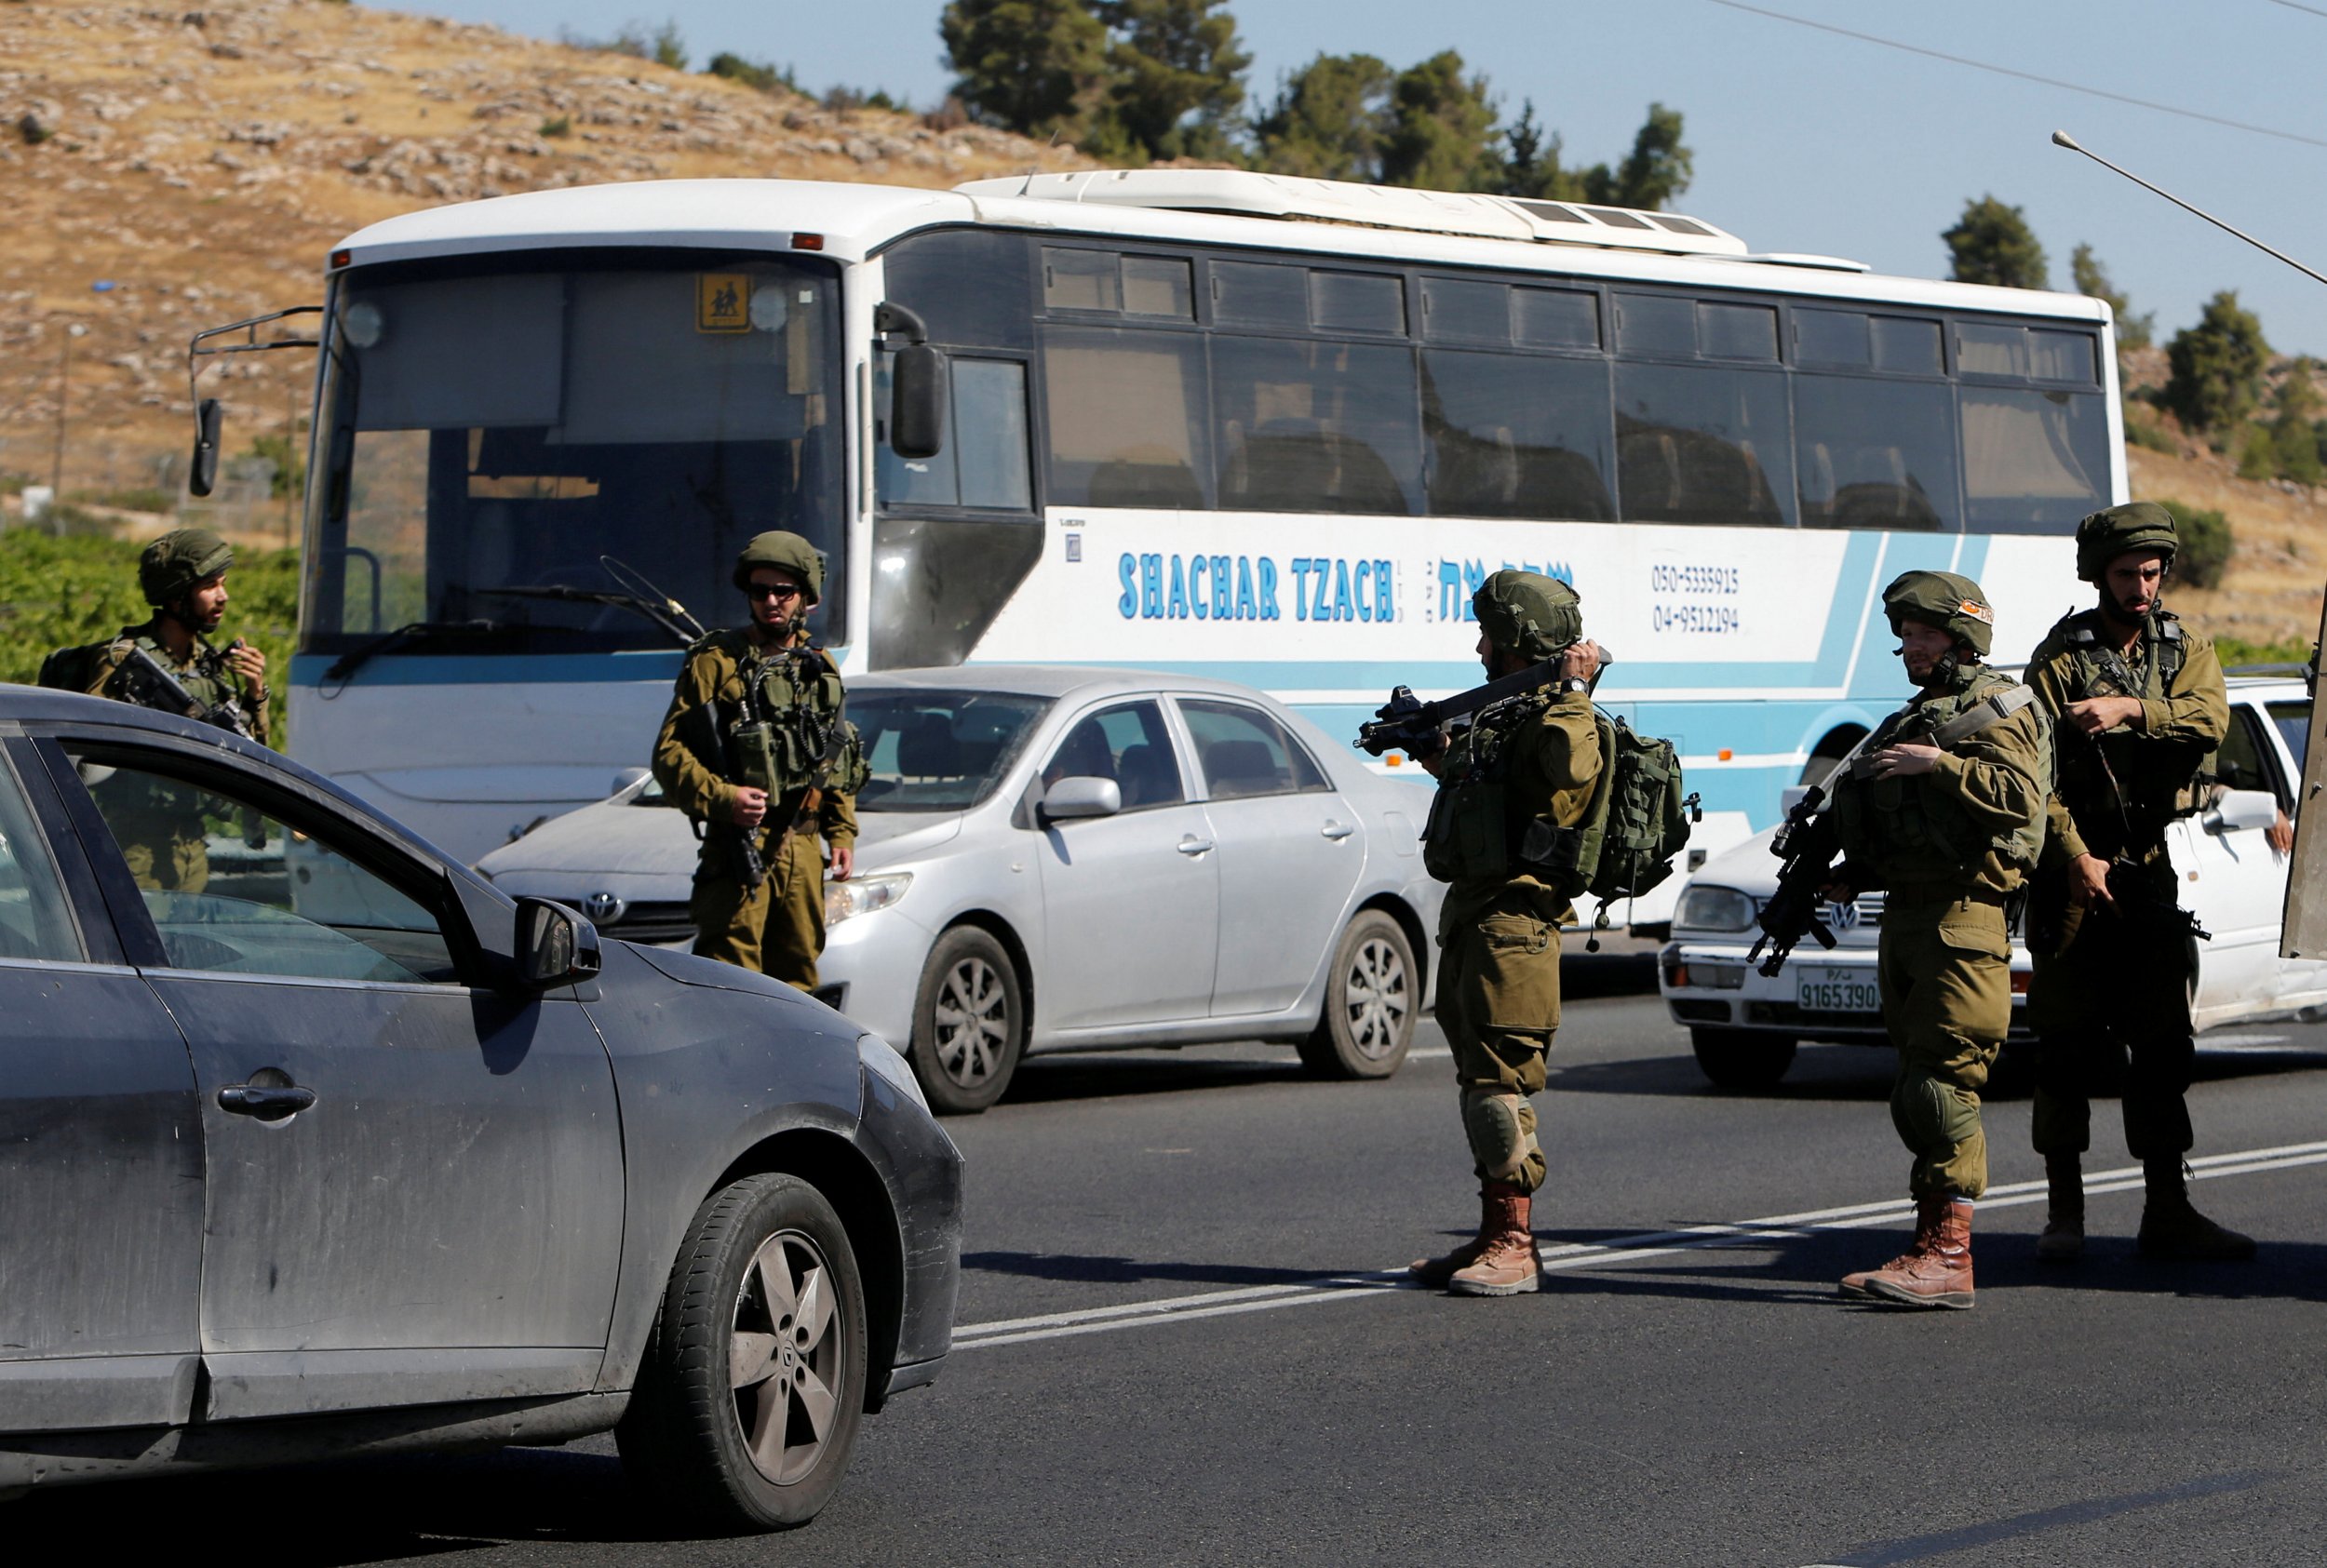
<box><xmin>857</xmin><ymin>1032</ymin><xmax>929</xmax><ymax>1113</ymax></box>
<box><xmin>827</xmin><ymin>871</ymin><xmax>911</xmax><ymax>926</ymax></box>
<box><xmin>1674</xmin><ymin>884</ymin><xmax>1756</xmax><ymax>933</ymax></box>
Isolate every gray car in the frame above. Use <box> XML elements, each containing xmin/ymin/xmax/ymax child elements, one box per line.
<box><xmin>478</xmin><ymin>665</ymin><xmax>1446</xmax><ymax>1113</ymax></box>
<box><xmin>0</xmin><ymin>686</ymin><xmax>960</xmax><ymax>1531</ymax></box>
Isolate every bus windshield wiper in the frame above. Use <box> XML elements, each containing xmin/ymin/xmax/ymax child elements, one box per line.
<box><xmin>320</xmin><ymin>618</ymin><xmax>582</xmax><ymax>690</ymax></box>
<box><xmin>470</xmin><ymin>583</ymin><xmax>698</xmax><ymax>648</ymax></box>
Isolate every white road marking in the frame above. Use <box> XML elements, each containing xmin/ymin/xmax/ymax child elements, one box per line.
<box><xmin>952</xmin><ymin>1139</ymin><xmax>2327</xmax><ymax>1351</ymax></box>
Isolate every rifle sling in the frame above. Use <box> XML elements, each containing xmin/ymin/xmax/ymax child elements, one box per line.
<box><xmin>1928</xmin><ymin>683</ymin><xmax>2035</xmax><ymax>748</ymax></box>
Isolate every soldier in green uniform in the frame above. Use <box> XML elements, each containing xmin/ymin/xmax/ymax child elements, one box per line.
<box><xmin>2025</xmin><ymin>502</ymin><xmax>2252</xmax><ymax>1262</ymax></box>
<box><xmin>1827</xmin><ymin>570</ymin><xmax>2049</xmax><ymax>1310</ymax></box>
<box><xmin>1406</xmin><ymin>570</ymin><xmax>1604</xmax><ymax>1297</ymax></box>
<box><xmin>50</xmin><ymin>528</ymin><xmax>270</xmax><ymax>892</ymax></box>
<box><xmin>652</xmin><ymin>532</ymin><xmax>858</xmax><ymax>990</ymax></box>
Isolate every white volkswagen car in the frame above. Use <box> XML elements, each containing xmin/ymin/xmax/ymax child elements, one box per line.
<box><xmin>1661</xmin><ymin>673</ymin><xmax>2323</xmax><ymax>1089</ymax></box>
<box><xmin>478</xmin><ymin>666</ymin><xmax>1444</xmax><ymax>1113</ymax></box>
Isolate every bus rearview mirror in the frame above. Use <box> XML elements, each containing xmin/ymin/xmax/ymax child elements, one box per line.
<box><xmin>891</xmin><ymin>344</ymin><xmax>948</xmax><ymax>461</ymax></box>
<box><xmin>189</xmin><ymin>398</ymin><xmax>222</xmax><ymax>498</ymax></box>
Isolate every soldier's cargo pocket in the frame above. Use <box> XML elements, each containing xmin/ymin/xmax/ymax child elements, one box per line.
<box><xmin>1471</xmin><ymin>912</ymin><xmax>1561</xmax><ymax>1036</ymax></box>
<box><xmin>1935</xmin><ymin>905</ymin><xmax>2009</xmax><ymax>960</ymax></box>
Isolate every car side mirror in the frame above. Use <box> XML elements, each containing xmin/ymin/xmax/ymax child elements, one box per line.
<box><xmin>1040</xmin><ymin>775</ymin><xmax>1122</xmax><ymax>823</ymax></box>
<box><xmin>516</xmin><ymin>896</ymin><xmax>601</xmax><ymax>987</ymax></box>
<box><xmin>189</xmin><ymin>398</ymin><xmax>223</xmax><ymax>498</ymax></box>
<box><xmin>609</xmin><ymin>765</ymin><xmax>649</xmax><ymax>797</ymax></box>
<box><xmin>2205</xmin><ymin>787</ymin><xmax>2280</xmax><ymax>836</ymax></box>
<box><xmin>1779</xmin><ymin>785</ymin><xmax>1811</xmax><ymax>816</ymax></box>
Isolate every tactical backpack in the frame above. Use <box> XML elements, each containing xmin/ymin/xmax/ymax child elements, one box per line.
<box><xmin>36</xmin><ymin>639</ymin><xmax>109</xmax><ymax>695</ymax></box>
<box><xmin>1556</xmin><ymin>711</ymin><xmax>1700</xmax><ymax>948</ymax></box>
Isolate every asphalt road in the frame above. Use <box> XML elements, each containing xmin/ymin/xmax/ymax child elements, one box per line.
<box><xmin>20</xmin><ymin>952</ymin><xmax>2327</xmax><ymax>1565</ymax></box>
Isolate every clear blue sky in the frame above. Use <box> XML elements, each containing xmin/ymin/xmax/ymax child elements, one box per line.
<box><xmin>402</xmin><ymin>0</ymin><xmax>2327</xmax><ymax>355</ymax></box>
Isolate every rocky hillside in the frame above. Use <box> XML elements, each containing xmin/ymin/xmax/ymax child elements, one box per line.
<box><xmin>0</xmin><ymin>0</ymin><xmax>1088</xmax><ymax>502</ymax></box>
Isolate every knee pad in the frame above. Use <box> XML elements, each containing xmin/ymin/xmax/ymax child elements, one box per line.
<box><xmin>1462</xmin><ymin>1088</ymin><xmax>1537</xmax><ymax>1180</ymax></box>
<box><xmin>1893</xmin><ymin>1070</ymin><xmax>1980</xmax><ymax>1152</ymax></box>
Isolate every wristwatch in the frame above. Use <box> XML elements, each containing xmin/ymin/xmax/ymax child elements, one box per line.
<box><xmin>1561</xmin><ymin>677</ymin><xmax>1591</xmax><ymax>694</ymax></box>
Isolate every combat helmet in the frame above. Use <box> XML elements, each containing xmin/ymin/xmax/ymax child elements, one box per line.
<box><xmin>1882</xmin><ymin>569</ymin><xmax>1995</xmax><ymax>658</ymax></box>
<box><xmin>731</xmin><ymin>530</ymin><xmax>824</xmax><ymax>607</ymax></box>
<box><xmin>2075</xmin><ymin>501</ymin><xmax>2178</xmax><ymax>583</ymax></box>
<box><xmin>139</xmin><ymin>527</ymin><xmax>234</xmax><ymax>607</ymax></box>
<box><xmin>1473</xmin><ymin>570</ymin><xmax>1582</xmax><ymax>662</ymax></box>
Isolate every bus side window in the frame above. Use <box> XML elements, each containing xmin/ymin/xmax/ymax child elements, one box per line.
<box><xmin>1420</xmin><ymin>350</ymin><xmax>1614</xmax><ymax>522</ymax></box>
<box><xmin>1041</xmin><ymin>328</ymin><xmax>1209</xmax><ymax>510</ymax></box>
<box><xmin>1613</xmin><ymin>362</ymin><xmax>1794</xmax><ymax>528</ymax></box>
<box><xmin>1212</xmin><ymin>337</ymin><xmax>1420</xmax><ymax>516</ymax></box>
<box><xmin>1793</xmin><ymin>376</ymin><xmax>1958</xmax><ymax>531</ymax></box>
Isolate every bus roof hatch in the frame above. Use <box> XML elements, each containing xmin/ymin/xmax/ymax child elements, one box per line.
<box><xmin>955</xmin><ymin>169</ymin><xmax>1753</xmax><ymax>259</ymax></box>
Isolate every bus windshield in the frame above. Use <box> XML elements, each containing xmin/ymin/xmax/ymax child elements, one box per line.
<box><xmin>303</xmin><ymin>251</ymin><xmax>847</xmax><ymax>656</ymax></box>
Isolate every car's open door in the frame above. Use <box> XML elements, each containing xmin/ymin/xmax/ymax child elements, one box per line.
<box><xmin>2281</xmin><ymin>591</ymin><xmax>2327</xmax><ymax>958</ymax></box>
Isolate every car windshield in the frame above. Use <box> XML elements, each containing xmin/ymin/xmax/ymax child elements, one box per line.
<box><xmin>2268</xmin><ymin>700</ymin><xmax>2311</xmax><ymax>771</ymax></box>
<box><xmin>851</xmin><ymin>690</ymin><xmax>1052</xmax><ymax>812</ymax></box>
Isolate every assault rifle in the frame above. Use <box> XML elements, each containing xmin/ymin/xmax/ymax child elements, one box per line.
<box><xmin>1355</xmin><ymin>650</ymin><xmax>1612</xmax><ymax>757</ymax></box>
<box><xmin>115</xmin><ymin>643</ymin><xmax>259</xmax><ymax>743</ymax></box>
<box><xmin>1744</xmin><ymin>784</ymin><xmax>1846</xmax><ymax>977</ymax></box>
<box><xmin>2104</xmin><ymin>855</ymin><xmax>2212</xmax><ymax>944</ymax></box>
<box><xmin>697</xmin><ymin>696</ymin><xmax>768</xmax><ymax>891</ymax></box>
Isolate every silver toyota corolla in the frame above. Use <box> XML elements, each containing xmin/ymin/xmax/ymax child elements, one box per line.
<box><xmin>478</xmin><ymin>665</ymin><xmax>1446</xmax><ymax>1112</ymax></box>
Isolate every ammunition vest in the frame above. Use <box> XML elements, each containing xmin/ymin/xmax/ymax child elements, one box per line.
<box><xmin>1834</xmin><ymin>667</ymin><xmax>2050</xmax><ymax>881</ymax></box>
<box><xmin>720</xmin><ymin>641</ymin><xmax>865</xmax><ymax>799</ymax></box>
<box><xmin>2048</xmin><ymin>608</ymin><xmax>2212</xmax><ymax>852</ymax></box>
<box><xmin>1422</xmin><ymin>691</ymin><xmax>1563</xmax><ymax>886</ymax></box>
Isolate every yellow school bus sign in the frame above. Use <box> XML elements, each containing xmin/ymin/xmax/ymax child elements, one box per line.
<box><xmin>696</xmin><ymin>274</ymin><xmax>749</xmax><ymax>333</ymax></box>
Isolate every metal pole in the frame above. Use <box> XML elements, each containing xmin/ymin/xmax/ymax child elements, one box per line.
<box><xmin>49</xmin><ymin>325</ymin><xmax>72</xmax><ymax>528</ymax></box>
<box><xmin>2052</xmin><ymin>130</ymin><xmax>2327</xmax><ymax>289</ymax></box>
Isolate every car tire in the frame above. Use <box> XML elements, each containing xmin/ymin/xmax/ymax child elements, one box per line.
<box><xmin>616</xmin><ymin>1173</ymin><xmax>868</xmax><ymax>1534</ymax></box>
<box><xmin>1298</xmin><ymin>909</ymin><xmax>1417</xmax><ymax>1079</ymax></box>
<box><xmin>908</xmin><ymin>926</ymin><xmax>1025</xmax><ymax>1115</ymax></box>
<box><xmin>1690</xmin><ymin>1026</ymin><xmax>1796</xmax><ymax>1091</ymax></box>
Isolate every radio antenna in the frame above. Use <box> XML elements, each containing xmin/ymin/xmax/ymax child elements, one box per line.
<box><xmin>2052</xmin><ymin>129</ymin><xmax>2327</xmax><ymax>289</ymax></box>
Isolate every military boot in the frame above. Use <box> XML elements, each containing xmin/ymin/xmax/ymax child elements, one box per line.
<box><xmin>2036</xmin><ymin>1155</ymin><xmax>2085</xmax><ymax>1262</ymax></box>
<box><xmin>2137</xmin><ymin>1159</ymin><xmax>2255</xmax><ymax>1261</ymax></box>
<box><xmin>1840</xmin><ymin>1197</ymin><xmax>1975</xmax><ymax>1309</ymax></box>
<box><xmin>1446</xmin><ymin>1184</ymin><xmax>1541</xmax><ymax>1296</ymax></box>
<box><xmin>1407</xmin><ymin>1187</ymin><xmax>1493</xmax><ymax>1288</ymax></box>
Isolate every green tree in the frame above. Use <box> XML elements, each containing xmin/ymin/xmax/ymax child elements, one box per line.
<box><xmin>1601</xmin><ymin>101</ymin><xmax>1691</xmax><ymax>209</ymax></box>
<box><xmin>651</xmin><ymin>19</ymin><xmax>687</xmax><ymax>71</ymax></box>
<box><xmin>1379</xmin><ymin>50</ymin><xmax>1501</xmax><ymax>191</ymax></box>
<box><xmin>2158</xmin><ymin>500</ymin><xmax>2232</xmax><ymax>588</ymax></box>
<box><xmin>1944</xmin><ymin>195</ymin><xmax>2049</xmax><ymax>289</ymax></box>
<box><xmin>940</xmin><ymin>0</ymin><xmax>1111</xmax><ymax>138</ymax></box>
<box><xmin>1500</xmin><ymin>99</ymin><xmax>1563</xmax><ymax>199</ymax></box>
<box><xmin>2162</xmin><ymin>290</ymin><xmax>2270</xmax><ymax>433</ymax></box>
<box><xmin>1502</xmin><ymin>101</ymin><xmax>1691</xmax><ymax>211</ymax></box>
<box><xmin>2070</xmin><ymin>243</ymin><xmax>2153</xmax><ymax>351</ymax></box>
<box><xmin>1252</xmin><ymin>52</ymin><xmax>1393</xmax><ymax>181</ymax></box>
<box><xmin>1091</xmin><ymin>0</ymin><xmax>1248</xmax><ymax>162</ymax></box>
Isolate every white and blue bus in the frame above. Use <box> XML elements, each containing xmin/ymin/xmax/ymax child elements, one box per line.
<box><xmin>284</xmin><ymin>169</ymin><xmax>2121</xmax><ymax>899</ymax></box>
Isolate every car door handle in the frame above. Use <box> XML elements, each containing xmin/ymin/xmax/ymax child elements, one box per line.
<box><xmin>1177</xmin><ymin>836</ymin><xmax>1215</xmax><ymax>856</ymax></box>
<box><xmin>1320</xmin><ymin>820</ymin><xmax>1355</xmax><ymax>840</ymax></box>
<box><xmin>218</xmin><ymin>1083</ymin><xmax>316</xmax><ymax>1120</ymax></box>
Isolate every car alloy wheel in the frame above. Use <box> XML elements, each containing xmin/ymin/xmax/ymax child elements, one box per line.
<box><xmin>1299</xmin><ymin>909</ymin><xmax>1416</xmax><ymax>1079</ymax></box>
<box><xmin>909</xmin><ymin>926</ymin><xmax>1026</xmax><ymax>1114</ymax></box>
<box><xmin>934</xmin><ymin>955</ymin><xmax>1010</xmax><ymax>1089</ymax></box>
<box><xmin>616</xmin><ymin>1174</ymin><xmax>868</xmax><ymax>1531</ymax></box>
<box><xmin>1341</xmin><ymin>930</ymin><xmax>1410</xmax><ymax>1064</ymax></box>
<box><xmin>729</xmin><ymin>1227</ymin><xmax>850</xmax><ymax>1485</ymax></box>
